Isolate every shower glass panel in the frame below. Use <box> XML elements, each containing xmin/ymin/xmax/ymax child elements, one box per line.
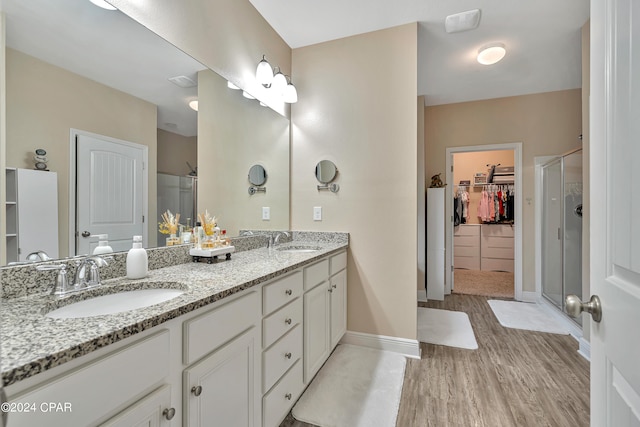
<box><xmin>541</xmin><ymin>150</ymin><xmax>583</xmax><ymax>324</ymax></box>
<box><xmin>541</xmin><ymin>159</ymin><xmax>564</xmax><ymax>308</ymax></box>
<box><xmin>157</xmin><ymin>173</ymin><xmax>197</xmax><ymax>246</ymax></box>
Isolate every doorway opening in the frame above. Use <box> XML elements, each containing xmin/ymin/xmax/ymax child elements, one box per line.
<box><xmin>445</xmin><ymin>143</ymin><xmax>523</xmax><ymax>300</ymax></box>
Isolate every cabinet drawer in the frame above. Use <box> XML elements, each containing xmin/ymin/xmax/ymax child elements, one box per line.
<box><xmin>481</xmin><ymin>236</ymin><xmax>514</xmax><ymax>251</ymax></box>
<box><xmin>454</xmin><ymin>224</ymin><xmax>480</xmax><ymax>236</ymax></box>
<box><xmin>481</xmin><ymin>258</ymin><xmax>514</xmax><ymax>272</ymax></box>
<box><xmin>482</xmin><ymin>247</ymin><xmax>514</xmax><ymax>260</ymax></box>
<box><xmin>263</xmin><ymin>271</ymin><xmax>303</xmax><ymax>315</ymax></box>
<box><xmin>184</xmin><ymin>290</ymin><xmax>260</xmax><ymax>365</ymax></box>
<box><xmin>9</xmin><ymin>330</ymin><xmax>169</xmax><ymax>427</ymax></box>
<box><xmin>454</xmin><ymin>235</ymin><xmax>479</xmax><ymax>248</ymax></box>
<box><xmin>454</xmin><ymin>256</ymin><xmax>480</xmax><ymax>270</ymax></box>
<box><xmin>481</xmin><ymin>224</ymin><xmax>514</xmax><ymax>237</ymax></box>
<box><xmin>263</xmin><ymin>325</ymin><xmax>302</xmax><ymax>393</ymax></box>
<box><xmin>330</xmin><ymin>251</ymin><xmax>347</xmax><ymax>275</ymax></box>
<box><xmin>304</xmin><ymin>259</ymin><xmax>329</xmax><ymax>291</ymax></box>
<box><xmin>263</xmin><ymin>298</ymin><xmax>303</xmax><ymax>349</ymax></box>
<box><xmin>454</xmin><ymin>245</ymin><xmax>479</xmax><ymax>258</ymax></box>
<box><xmin>263</xmin><ymin>361</ymin><xmax>304</xmax><ymax>427</ymax></box>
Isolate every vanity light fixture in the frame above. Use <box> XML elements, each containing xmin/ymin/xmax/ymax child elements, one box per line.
<box><xmin>242</xmin><ymin>91</ymin><xmax>256</xmax><ymax>100</ymax></box>
<box><xmin>283</xmin><ymin>76</ymin><xmax>298</xmax><ymax>104</ymax></box>
<box><xmin>227</xmin><ymin>81</ymin><xmax>240</xmax><ymax>90</ymax></box>
<box><xmin>188</xmin><ymin>100</ymin><xmax>198</xmax><ymax>111</ymax></box>
<box><xmin>477</xmin><ymin>43</ymin><xmax>506</xmax><ymax>65</ymax></box>
<box><xmin>271</xmin><ymin>68</ymin><xmax>288</xmax><ymax>95</ymax></box>
<box><xmin>256</xmin><ymin>55</ymin><xmax>274</xmax><ymax>87</ymax></box>
<box><xmin>89</xmin><ymin>0</ymin><xmax>117</xmax><ymax>10</ymax></box>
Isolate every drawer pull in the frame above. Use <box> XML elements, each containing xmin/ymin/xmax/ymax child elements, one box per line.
<box><xmin>285</xmin><ymin>393</ymin><xmax>292</xmax><ymax>400</ymax></box>
<box><xmin>191</xmin><ymin>385</ymin><xmax>203</xmax><ymax>397</ymax></box>
<box><xmin>163</xmin><ymin>408</ymin><xmax>176</xmax><ymax>420</ymax></box>
<box><xmin>285</xmin><ymin>352</ymin><xmax>292</xmax><ymax>359</ymax></box>
<box><xmin>285</xmin><ymin>289</ymin><xmax>293</xmax><ymax>296</ymax></box>
<box><xmin>285</xmin><ymin>318</ymin><xmax>292</xmax><ymax>325</ymax></box>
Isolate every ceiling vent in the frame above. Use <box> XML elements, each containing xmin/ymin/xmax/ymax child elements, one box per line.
<box><xmin>168</xmin><ymin>75</ymin><xmax>197</xmax><ymax>88</ymax></box>
<box><xmin>445</xmin><ymin>9</ymin><xmax>481</xmax><ymax>33</ymax></box>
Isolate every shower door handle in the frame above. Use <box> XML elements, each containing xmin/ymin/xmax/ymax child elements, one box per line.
<box><xmin>565</xmin><ymin>294</ymin><xmax>602</xmax><ymax>323</ymax></box>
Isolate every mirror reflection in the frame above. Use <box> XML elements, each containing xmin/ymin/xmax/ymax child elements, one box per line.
<box><xmin>248</xmin><ymin>165</ymin><xmax>268</xmax><ymax>186</ymax></box>
<box><xmin>1</xmin><ymin>0</ymin><xmax>290</xmax><ymax>266</ymax></box>
<box><xmin>315</xmin><ymin>160</ymin><xmax>338</xmax><ymax>184</ymax></box>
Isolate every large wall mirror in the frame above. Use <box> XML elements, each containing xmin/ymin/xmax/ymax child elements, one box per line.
<box><xmin>0</xmin><ymin>0</ymin><xmax>290</xmax><ymax>266</ymax></box>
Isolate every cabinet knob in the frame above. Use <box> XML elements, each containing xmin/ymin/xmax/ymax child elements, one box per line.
<box><xmin>285</xmin><ymin>289</ymin><xmax>293</xmax><ymax>296</ymax></box>
<box><xmin>285</xmin><ymin>352</ymin><xmax>292</xmax><ymax>359</ymax></box>
<box><xmin>328</xmin><ymin>288</ymin><xmax>333</xmax><ymax>293</ymax></box>
<box><xmin>285</xmin><ymin>393</ymin><xmax>292</xmax><ymax>400</ymax></box>
<box><xmin>285</xmin><ymin>318</ymin><xmax>292</xmax><ymax>325</ymax></box>
<box><xmin>191</xmin><ymin>385</ymin><xmax>203</xmax><ymax>397</ymax></box>
<box><xmin>332</xmin><ymin>284</ymin><xmax>337</xmax><ymax>289</ymax></box>
<box><xmin>163</xmin><ymin>407</ymin><xmax>176</xmax><ymax>420</ymax></box>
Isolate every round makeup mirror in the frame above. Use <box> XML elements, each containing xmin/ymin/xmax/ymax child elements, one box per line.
<box><xmin>315</xmin><ymin>160</ymin><xmax>338</xmax><ymax>184</ymax></box>
<box><xmin>248</xmin><ymin>164</ymin><xmax>267</xmax><ymax>186</ymax></box>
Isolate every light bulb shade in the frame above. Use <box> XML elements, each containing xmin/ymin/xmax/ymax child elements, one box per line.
<box><xmin>272</xmin><ymin>72</ymin><xmax>288</xmax><ymax>95</ymax></box>
<box><xmin>188</xmin><ymin>100</ymin><xmax>198</xmax><ymax>111</ymax></box>
<box><xmin>256</xmin><ymin>56</ymin><xmax>274</xmax><ymax>86</ymax></box>
<box><xmin>242</xmin><ymin>91</ymin><xmax>256</xmax><ymax>100</ymax></box>
<box><xmin>227</xmin><ymin>80</ymin><xmax>240</xmax><ymax>90</ymax></box>
<box><xmin>89</xmin><ymin>0</ymin><xmax>117</xmax><ymax>10</ymax></box>
<box><xmin>283</xmin><ymin>83</ymin><xmax>298</xmax><ymax>103</ymax></box>
<box><xmin>477</xmin><ymin>43</ymin><xmax>506</xmax><ymax>65</ymax></box>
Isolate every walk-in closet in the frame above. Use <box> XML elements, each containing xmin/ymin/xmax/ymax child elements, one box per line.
<box><xmin>452</xmin><ymin>150</ymin><xmax>515</xmax><ymax>298</ymax></box>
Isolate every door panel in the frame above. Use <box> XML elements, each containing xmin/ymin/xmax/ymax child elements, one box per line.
<box><xmin>591</xmin><ymin>0</ymin><xmax>640</xmax><ymax>424</ymax></box>
<box><xmin>76</xmin><ymin>133</ymin><xmax>145</xmax><ymax>255</ymax></box>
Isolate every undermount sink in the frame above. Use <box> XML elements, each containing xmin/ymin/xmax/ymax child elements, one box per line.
<box><xmin>276</xmin><ymin>245</ymin><xmax>322</xmax><ymax>253</ymax></box>
<box><xmin>46</xmin><ymin>288</ymin><xmax>185</xmax><ymax>319</ymax></box>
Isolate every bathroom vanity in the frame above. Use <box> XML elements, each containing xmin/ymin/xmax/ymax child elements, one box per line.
<box><xmin>1</xmin><ymin>232</ymin><xmax>348</xmax><ymax>427</ymax></box>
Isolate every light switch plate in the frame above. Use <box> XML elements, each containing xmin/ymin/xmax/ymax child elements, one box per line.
<box><xmin>262</xmin><ymin>207</ymin><xmax>270</xmax><ymax>220</ymax></box>
<box><xmin>313</xmin><ymin>206</ymin><xmax>322</xmax><ymax>221</ymax></box>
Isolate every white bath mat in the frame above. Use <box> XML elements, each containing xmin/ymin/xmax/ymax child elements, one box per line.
<box><xmin>488</xmin><ymin>300</ymin><xmax>570</xmax><ymax>335</ymax></box>
<box><xmin>418</xmin><ymin>289</ymin><xmax>428</xmax><ymax>302</ymax></box>
<box><xmin>417</xmin><ymin>308</ymin><xmax>478</xmax><ymax>350</ymax></box>
<box><xmin>292</xmin><ymin>344</ymin><xmax>406</xmax><ymax>427</ymax></box>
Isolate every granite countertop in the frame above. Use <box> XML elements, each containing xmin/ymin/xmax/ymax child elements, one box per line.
<box><xmin>1</xmin><ymin>238</ymin><xmax>348</xmax><ymax>387</ymax></box>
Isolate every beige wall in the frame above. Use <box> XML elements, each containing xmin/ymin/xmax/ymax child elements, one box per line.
<box><xmin>109</xmin><ymin>0</ymin><xmax>291</xmax><ymax>116</ymax></box>
<box><xmin>198</xmin><ymin>69</ymin><xmax>290</xmax><ymax>236</ymax></box>
<box><xmin>453</xmin><ymin>150</ymin><xmax>515</xmax><ymax>225</ymax></box>
<box><xmin>6</xmin><ymin>48</ymin><xmax>158</xmax><ymax>255</ymax></box>
<box><xmin>425</xmin><ymin>89</ymin><xmax>583</xmax><ymax>293</ymax></box>
<box><xmin>157</xmin><ymin>129</ymin><xmax>197</xmax><ymax>176</ymax></box>
<box><xmin>292</xmin><ymin>24</ymin><xmax>418</xmax><ymax>340</ymax></box>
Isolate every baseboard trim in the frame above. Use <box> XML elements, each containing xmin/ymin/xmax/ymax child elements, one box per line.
<box><xmin>578</xmin><ymin>337</ymin><xmax>591</xmax><ymax>362</ymax></box>
<box><xmin>519</xmin><ymin>291</ymin><xmax>538</xmax><ymax>303</ymax></box>
<box><xmin>340</xmin><ymin>331</ymin><xmax>421</xmax><ymax>359</ymax></box>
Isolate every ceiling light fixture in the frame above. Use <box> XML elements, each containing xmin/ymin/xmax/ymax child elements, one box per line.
<box><xmin>477</xmin><ymin>43</ymin><xmax>506</xmax><ymax>65</ymax></box>
<box><xmin>188</xmin><ymin>100</ymin><xmax>198</xmax><ymax>111</ymax></box>
<box><xmin>89</xmin><ymin>0</ymin><xmax>117</xmax><ymax>10</ymax></box>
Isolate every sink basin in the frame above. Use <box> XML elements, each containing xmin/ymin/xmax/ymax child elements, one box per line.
<box><xmin>276</xmin><ymin>245</ymin><xmax>322</xmax><ymax>253</ymax></box>
<box><xmin>46</xmin><ymin>288</ymin><xmax>184</xmax><ymax>319</ymax></box>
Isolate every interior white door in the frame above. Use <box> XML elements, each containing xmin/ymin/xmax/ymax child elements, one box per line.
<box><xmin>590</xmin><ymin>0</ymin><xmax>640</xmax><ymax>424</ymax></box>
<box><xmin>76</xmin><ymin>133</ymin><xmax>145</xmax><ymax>255</ymax></box>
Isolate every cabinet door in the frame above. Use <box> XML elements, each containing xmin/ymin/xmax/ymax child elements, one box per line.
<box><xmin>329</xmin><ymin>269</ymin><xmax>347</xmax><ymax>349</ymax></box>
<box><xmin>303</xmin><ymin>282</ymin><xmax>330</xmax><ymax>384</ymax></box>
<box><xmin>184</xmin><ymin>327</ymin><xmax>260</xmax><ymax>427</ymax></box>
<box><xmin>101</xmin><ymin>385</ymin><xmax>173</xmax><ymax>427</ymax></box>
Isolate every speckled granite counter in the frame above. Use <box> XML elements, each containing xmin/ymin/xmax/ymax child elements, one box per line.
<box><xmin>1</xmin><ymin>233</ymin><xmax>348</xmax><ymax>387</ymax></box>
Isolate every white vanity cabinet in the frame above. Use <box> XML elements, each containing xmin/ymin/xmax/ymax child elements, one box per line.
<box><xmin>303</xmin><ymin>251</ymin><xmax>347</xmax><ymax>384</ymax></box>
<box><xmin>100</xmin><ymin>384</ymin><xmax>173</xmax><ymax>427</ymax></box>
<box><xmin>182</xmin><ymin>290</ymin><xmax>262</xmax><ymax>427</ymax></box>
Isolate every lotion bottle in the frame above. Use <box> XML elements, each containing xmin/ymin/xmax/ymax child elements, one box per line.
<box><xmin>93</xmin><ymin>234</ymin><xmax>113</xmax><ymax>255</ymax></box>
<box><xmin>126</xmin><ymin>235</ymin><xmax>148</xmax><ymax>279</ymax></box>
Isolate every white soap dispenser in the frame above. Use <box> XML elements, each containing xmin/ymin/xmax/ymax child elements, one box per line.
<box><xmin>93</xmin><ymin>234</ymin><xmax>113</xmax><ymax>255</ymax></box>
<box><xmin>126</xmin><ymin>235</ymin><xmax>148</xmax><ymax>279</ymax></box>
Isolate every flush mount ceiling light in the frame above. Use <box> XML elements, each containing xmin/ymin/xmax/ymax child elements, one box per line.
<box><xmin>89</xmin><ymin>0</ymin><xmax>117</xmax><ymax>10</ymax></box>
<box><xmin>188</xmin><ymin>100</ymin><xmax>198</xmax><ymax>111</ymax></box>
<box><xmin>445</xmin><ymin>9</ymin><xmax>481</xmax><ymax>33</ymax></box>
<box><xmin>477</xmin><ymin>43</ymin><xmax>506</xmax><ymax>65</ymax></box>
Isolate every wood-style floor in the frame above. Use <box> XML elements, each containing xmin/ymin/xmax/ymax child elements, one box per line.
<box><xmin>282</xmin><ymin>294</ymin><xmax>590</xmax><ymax>427</ymax></box>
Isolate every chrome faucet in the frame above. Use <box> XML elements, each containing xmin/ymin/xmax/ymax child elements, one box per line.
<box><xmin>74</xmin><ymin>255</ymin><xmax>110</xmax><ymax>289</ymax></box>
<box><xmin>26</xmin><ymin>250</ymin><xmax>52</xmax><ymax>262</ymax></box>
<box><xmin>273</xmin><ymin>231</ymin><xmax>290</xmax><ymax>246</ymax></box>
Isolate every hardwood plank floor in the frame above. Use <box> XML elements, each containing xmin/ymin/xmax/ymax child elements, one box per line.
<box><xmin>282</xmin><ymin>294</ymin><xmax>590</xmax><ymax>427</ymax></box>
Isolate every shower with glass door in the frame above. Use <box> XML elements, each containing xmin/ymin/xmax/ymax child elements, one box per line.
<box><xmin>541</xmin><ymin>149</ymin><xmax>583</xmax><ymax>325</ymax></box>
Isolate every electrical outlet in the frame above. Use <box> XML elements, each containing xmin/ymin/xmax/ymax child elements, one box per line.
<box><xmin>262</xmin><ymin>207</ymin><xmax>270</xmax><ymax>220</ymax></box>
<box><xmin>313</xmin><ymin>206</ymin><xmax>322</xmax><ymax>221</ymax></box>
